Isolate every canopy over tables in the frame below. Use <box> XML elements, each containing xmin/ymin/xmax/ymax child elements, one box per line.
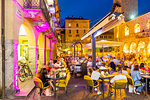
<box><xmin>81</xmin><ymin>12</ymin><xmax>125</xmax><ymax>67</ymax></box>
<box><xmin>84</xmin><ymin>40</ymin><xmax>124</xmax><ymax>48</ymax></box>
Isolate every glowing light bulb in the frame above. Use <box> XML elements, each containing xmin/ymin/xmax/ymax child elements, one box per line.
<box><xmin>130</xmin><ymin>15</ymin><xmax>135</xmax><ymax>19</ymax></box>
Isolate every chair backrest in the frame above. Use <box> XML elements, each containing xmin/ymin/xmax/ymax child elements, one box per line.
<box><xmin>114</xmin><ymin>79</ymin><xmax>127</xmax><ymax>89</ymax></box>
<box><xmin>65</xmin><ymin>72</ymin><xmax>71</xmax><ymax>85</ymax></box>
<box><xmin>126</xmin><ymin>74</ymin><xmax>134</xmax><ymax>85</ymax></box>
<box><xmin>112</xmin><ymin>72</ymin><xmax>118</xmax><ymax>76</ymax></box>
<box><xmin>88</xmin><ymin>72</ymin><xmax>91</xmax><ymax>76</ymax></box>
<box><xmin>34</xmin><ymin>77</ymin><xmax>43</xmax><ymax>89</ymax></box>
<box><xmin>84</xmin><ymin>75</ymin><xmax>94</xmax><ymax>87</ymax></box>
<box><xmin>88</xmin><ymin>67</ymin><xmax>93</xmax><ymax>75</ymax></box>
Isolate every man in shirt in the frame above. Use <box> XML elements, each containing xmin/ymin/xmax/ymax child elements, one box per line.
<box><xmin>110</xmin><ymin>69</ymin><xmax>127</xmax><ymax>94</ymax></box>
<box><xmin>91</xmin><ymin>66</ymin><xmax>103</xmax><ymax>95</ymax></box>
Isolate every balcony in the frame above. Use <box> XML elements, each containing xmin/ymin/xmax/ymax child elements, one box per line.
<box><xmin>135</xmin><ymin>31</ymin><xmax>150</xmax><ymax>38</ymax></box>
<box><xmin>23</xmin><ymin>0</ymin><xmax>50</xmax><ymax>23</ymax></box>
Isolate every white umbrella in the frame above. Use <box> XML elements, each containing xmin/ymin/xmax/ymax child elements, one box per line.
<box><xmin>84</xmin><ymin>40</ymin><xmax>124</xmax><ymax>56</ymax></box>
<box><xmin>84</xmin><ymin>40</ymin><xmax>124</xmax><ymax>47</ymax></box>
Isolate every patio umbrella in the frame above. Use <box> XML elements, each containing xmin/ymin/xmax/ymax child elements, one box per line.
<box><xmin>84</xmin><ymin>40</ymin><xmax>124</xmax><ymax>55</ymax></box>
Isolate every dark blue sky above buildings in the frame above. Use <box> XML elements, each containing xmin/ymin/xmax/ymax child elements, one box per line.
<box><xmin>59</xmin><ymin>0</ymin><xmax>150</xmax><ymax>27</ymax></box>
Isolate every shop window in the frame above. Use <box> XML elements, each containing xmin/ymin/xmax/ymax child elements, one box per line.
<box><xmin>76</xmin><ymin>30</ymin><xmax>79</xmax><ymax>33</ymax></box>
<box><xmin>68</xmin><ymin>34</ymin><xmax>72</xmax><ymax>37</ymax></box>
<box><xmin>76</xmin><ymin>23</ymin><xmax>78</xmax><ymax>27</ymax></box>
<box><xmin>68</xmin><ymin>23</ymin><xmax>71</xmax><ymax>27</ymax></box>
<box><xmin>100</xmin><ymin>36</ymin><xmax>103</xmax><ymax>38</ymax></box>
<box><xmin>135</xmin><ymin>24</ymin><xmax>140</xmax><ymax>33</ymax></box>
<box><xmin>116</xmin><ymin>26</ymin><xmax>119</xmax><ymax>38</ymax></box>
<box><xmin>125</xmin><ymin>26</ymin><xmax>129</xmax><ymax>36</ymax></box>
<box><xmin>108</xmin><ymin>36</ymin><xmax>112</xmax><ymax>38</ymax></box>
<box><xmin>69</xmin><ymin>30</ymin><xmax>71</xmax><ymax>33</ymax></box>
<box><xmin>147</xmin><ymin>20</ymin><xmax>150</xmax><ymax>29</ymax></box>
<box><xmin>76</xmin><ymin>34</ymin><xmax>79</xmax><ymax>37</ymax></box>
<box><xmin>104</xmin><ymin>36</ymin><xmax>107</xmax><ymax>38</ymax></box>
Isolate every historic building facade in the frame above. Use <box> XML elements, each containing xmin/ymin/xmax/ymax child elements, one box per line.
<box><xmin>114</xmin><ymin>12</ymin><xmax>150</xmax><ymax>57</ymax></box>
<box><xmin>113</xmin><ymin>0</ymin><xmax>138</xmax><ymax>21</ymax></box>
<box><xmin>65</xmin><ymin>17</ymin><xmax>90</xmax><ymax>44</ymax></box>
<box><xmin>0</xmin><ymin>0</ymin><xmax>60</xmax><ymax>97</ymax></box>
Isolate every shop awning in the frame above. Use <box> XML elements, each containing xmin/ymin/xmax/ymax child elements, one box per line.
<box><xmin>81</xmin><ymin>12</ymin><xmax>124</xmax><ymax>40</ymax></box>
<box><xmin>84</xmin><ymin>40</ymin><xmax>124</xmax><ymax>48</ymax></box>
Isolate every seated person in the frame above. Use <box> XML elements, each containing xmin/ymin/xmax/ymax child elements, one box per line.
<box><xmin>53</xmin><ymin>60</ymin><xmax>60</xmax><ymax>68</ymax></box>
<box><xmin>39</xmin><ymin>68</ymin><xmax>54</xmax><ymax>96</ymax></box>
<box><xmin>131</xmin><ymin>64</ymin><xmax>145</xmax><ymax>95</ymax></box>
<box><xmin>122</xmin><ymin>66</ymin><xmax>128</xmax><ymax>75</ymax></box>
<box><xmin>88</xmin><ymin>67</ymin><xmax>93</xmax><ymax>76</ymax></box>
<box><xmin>110</xmin><ymin>69</ymin><xmax>127</xmax><ymax>94</ymax></box>
<box><xmin>91</xmin><ymin>66</ymin><xmax>103</xmax><ymax>95</ymax></box>
<box><xmin>140</xmin><ymin>63</ymin><xmax>146</xmax><ymax>71</ymax></box>
<box><xmin>46</xmin><ymin>62</ymin><xmax>52</xmax><ymax>72</ymax></box>
<box><xmin>110</xmin><ymin>61</ymin><xmax>116</xmax><ymax>74</ymax></box>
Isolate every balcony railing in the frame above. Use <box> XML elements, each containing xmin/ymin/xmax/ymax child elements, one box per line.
<box><xmin>23</xmin><ymin>0</ymin><xmax>50</xmax><ymax>22</ymax></box>
<box><xmin>135</xmin><ymin>31</ymin><xmax>150</xmax><ymax>38</ymax></box>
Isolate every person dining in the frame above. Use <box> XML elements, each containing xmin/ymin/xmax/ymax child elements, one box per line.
<box><xmin>38</xmin><ymin>68</ymin><xmax>54</xmax><ymax>96</ymax></box>
<box><xmin>110</xmin><ymin>60</ymin><xmax>117</xmax><ymax>74</ymax></box>
<box><xmin>91</xmin><ymin>66</ymin><xmax>103</xmax><ymax>95</ymax></box>
<box><xmin>122</xmin><ymin>66</ymin><xmax>129</xmax><ymax>75</ymax></box>
<box><xmin>110</xmin><ymin>68</ymin><xmax>127</xmax><ymax>94</ymax></box>
<box><xmin>131</xmin><ymin>64</ymin><xmax>145</xmax><ymax>95</ymax></box>
<box><xmin>140</xmin><ymin>63</ymin><xmax>146</xmax><ymax>71</ymax></box>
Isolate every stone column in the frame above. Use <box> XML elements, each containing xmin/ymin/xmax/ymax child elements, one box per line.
<box><xmin>44</xmin><ymin>35</ymin><xmax>46</xmax><ymax>65</ymax></box>
<box><xmin>39</xmin><ymin>48</ymin><xmax>44</xmax><ymax>69</ymax></box>
<box><xmin>5</xmin><ymin>40</ymin><xmax>18</xmax><ymax>95</ymax></box>
<box><xmin>28</xmin><ymin>46</ymin><xmax>36</xmax><ymax>75</ymax></box>
<box><xmin>92</xmin><ymin>34</ymin><xmax>96</xmax><ymax>68</ymax></box>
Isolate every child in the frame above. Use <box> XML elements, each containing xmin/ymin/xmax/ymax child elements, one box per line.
<box><xmin>91</xmin><ymin>66</ymin><xmax>103</xmax><ymax>95</ymax></box>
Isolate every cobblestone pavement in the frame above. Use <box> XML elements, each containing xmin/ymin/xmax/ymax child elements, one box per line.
<box><xmin>9</xmin><ymin>77</ymin><xmax>150</xmax><ymax>100</ymax></box>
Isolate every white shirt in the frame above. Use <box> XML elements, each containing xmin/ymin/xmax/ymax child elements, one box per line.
<box><xmin>113</xmin><ymin>59</ymin><xmax>119</xmax><ymax>65</ymax></box>
<box><xmin>122</xmin><ymin>70</ymin><xmax>128</xmax><ymax>75</ymax></box>
<box><xmin>87</xmin><ymin>61</ymin><xmax>92</xmax><ymax>67</ymax></box>
<box><xmin>91</xmin><ymin>71</ymin><xmax>100</xmax><ymax>80</ymax></box>
<box><xmin>110</xmin><ymin>75</ymin><xmax>127</xmax><ymax>84</ymax></box>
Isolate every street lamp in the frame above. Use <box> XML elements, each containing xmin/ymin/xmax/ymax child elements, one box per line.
<box><xmin>130</xmin><ymin>15</ymin><xmax>135</xmax><ymax>20</ymax></box>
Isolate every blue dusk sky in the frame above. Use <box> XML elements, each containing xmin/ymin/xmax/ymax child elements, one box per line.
<box><xmin>58</xmin><ymin>0</ymin><xmax>150</xmax><ymax>27</ymax></box>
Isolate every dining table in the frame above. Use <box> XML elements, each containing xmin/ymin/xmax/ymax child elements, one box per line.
<box><xmin>99</xmin><ymin>75</ymin><xmax>114</xmax><ymax>99</ymax></box>
<box><xmin>141</xmin><ymin>74</ymin><xmax>150</xmax><ymax>97</ymax></box>
<box><xmin>47</xmin><ymin>73</ymin><xmax>66</xmax><ymax>98</ymax></box>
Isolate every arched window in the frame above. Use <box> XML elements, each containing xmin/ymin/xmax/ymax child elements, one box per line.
<box><xmin>135</xmin><ymin>24</ymin><xmax>140</xmax><ymax>33</ymax></box>
<box><xmin>125</xmin><ymin>26</ymin><xmax>129</xmax><ymax>36</ymax></box>
<box><xmin>116</xmin><ymin>26</ymin><xmax>119</xmax><ymax>38</ymax></box>
<box><xmin>147</xmin><ymin>20</ymin><xmax>150</xmax><ymax>29</ymax></box>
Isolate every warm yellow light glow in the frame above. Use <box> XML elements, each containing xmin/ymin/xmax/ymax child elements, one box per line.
<box><xmin>147</xmin><ymin>20</ymin><xmax>150</xmax><ymax>29</ymax></box>
<box><xmin>125</xmin><ymin>26</ymin><xmax>129</xmax><ymax>36</ymax></box>
<box><xmin>148</xmin><ymin>49</ymin><xmax>150</xmax><ymax>53</ymax></box>
<box><xmin>19</xmin><ymin>25</ymin><xmax>27</xmax><ymax>35</ymax></box>
<box><xmin>116</xmin><ymin>26</ymin><xmax>119</xmax><ymax>38</ymax></box>
<box><xmin>123</xmin><ymin>43</ymin><xmax>129</xmax><ymax>53</ymax></box>
<box><xmin>130</xmin><ymin>42</ymin><xmax>136</xmax><ymax>53</ymax></box>
<box><xmin>47</xmin><ymin>0</ymin><xmax>54</xmax><ymax>5</ymax></box>
<box><xmin>135</xmin><ymin>24</ymin><xmax>140</xmax><ymax>33</ymax></box>
<box><xmin>130</xmin><ymin>15</ymin><xmax>135</xmax><ymax>20</ymax></box>
<box><xmin>138</xmin><ymin>41</ymin><xmax>145</xmax><ymax>52</ymax></box>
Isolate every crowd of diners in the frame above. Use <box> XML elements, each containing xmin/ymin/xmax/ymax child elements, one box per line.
<box><xmin>35</xmin><ymin>56</ymin><xmax>69</xmax><ymax>96</ymax></box>
<box><xmin>34</xmin><ymin>54</ymin><xmax>150</xmax><ymax>96</ymax></box>
<box><xmin>86</xmin><ymin>54</ymin><xmax>150</xmax><ymax>95</ymax></box>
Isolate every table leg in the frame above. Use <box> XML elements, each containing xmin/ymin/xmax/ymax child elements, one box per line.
<box><xmin>102</xmin><ymin>79</ymin><xmax>104</xmax><ymax>98</ymax></box>
<box><xmin>146</xmin><ymin>78</ymin><xmax>147</xmax><ymax>96</ymax></box>
<box><xmin>54</xmin><ymin>79</ymin><xmax>56</xmax><ymax>98</ymax></box>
